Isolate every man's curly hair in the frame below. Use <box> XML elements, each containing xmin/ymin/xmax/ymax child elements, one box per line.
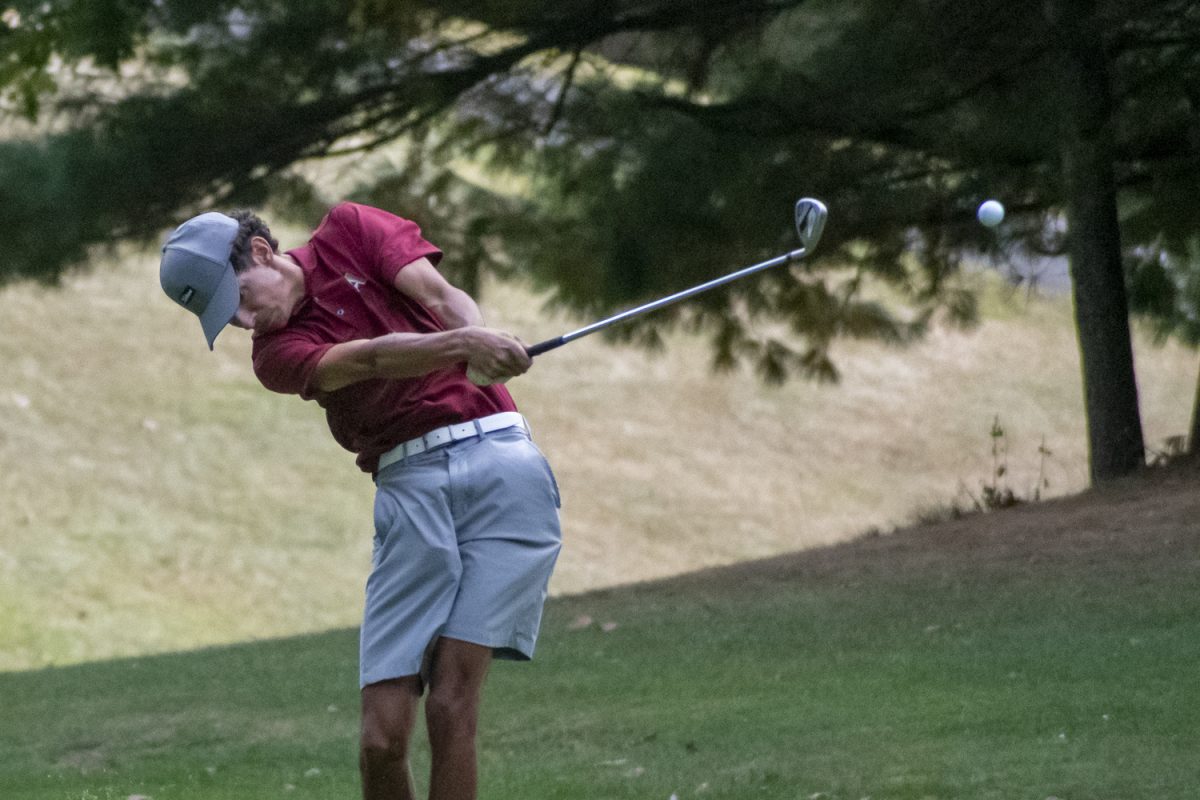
<box><xmin>227</xmin><ymin>209</ymin><xmax>279</xmax><ymax>272</ymax></box>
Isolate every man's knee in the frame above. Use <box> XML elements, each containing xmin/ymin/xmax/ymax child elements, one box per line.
<box><xmin>360</xmin><ymin>678</ymin><xmax>420</xmax><ymax>765</ymax></box>
<box><xmin>424</xmin><ymin>638</ymin><xmax>491</xmax><ymax>734</ymax></box>
<box><xmin>361</xmin><ymin>719</ymin><xmax>413</xmax><ymax>765</ymax></box>
<box><xmin>425</xmin><ymin>683</ymin><xmax>482</xmax><ymax>738</ymax></box>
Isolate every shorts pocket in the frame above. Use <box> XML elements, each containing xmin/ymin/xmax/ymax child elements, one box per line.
<box><xmin>373</xmin><ymin>488</ymin><xmax>398</xmax><ymax>544</ymax></box>
<box><xmin>533</xmin><ymin>449</ymin><xmax>562</xmax><ymax>509</ymax></box>
<box><xmin>491</xmin><ymin>430</ymin><xmax>562</xmax><ymax>509</ymax></box>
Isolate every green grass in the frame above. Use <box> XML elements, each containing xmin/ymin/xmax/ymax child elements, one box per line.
<box><xmin>5</xmin><ymin>474</ymin><xmax>1200</xmax><ymax>799</ymax></box>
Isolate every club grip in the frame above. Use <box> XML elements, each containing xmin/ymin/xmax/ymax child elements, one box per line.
<box><xmin>525</xmin><ymin>336</ymin><xmax>565</xmax><ymax>357</ymax></box>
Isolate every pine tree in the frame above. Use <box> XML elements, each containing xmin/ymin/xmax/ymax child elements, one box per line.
<box><xmin>2</xmin><ymin>0</ymin><xmax>1197</xmax><ymax>482</ymax></box>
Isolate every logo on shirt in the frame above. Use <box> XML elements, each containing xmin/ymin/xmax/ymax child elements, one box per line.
<box><xmin>345</xmin><ymin>274</ymin><xmax>366</xmax><ymax>292</ymax></box>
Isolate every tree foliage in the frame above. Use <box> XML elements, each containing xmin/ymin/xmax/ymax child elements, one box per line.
<box><xmin>2</xmin><ymin>0</ymin><xmax>1199</xmax><ymax>475</ymax></box>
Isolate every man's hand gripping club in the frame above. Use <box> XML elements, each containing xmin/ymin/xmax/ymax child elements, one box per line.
<box><xmin>462</xmin><ymin>326</ymin><xmax>531</xmax><ymax>386</ymax></box>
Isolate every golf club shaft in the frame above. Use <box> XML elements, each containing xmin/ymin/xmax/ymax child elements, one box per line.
<box><xmin>525</xmin><ymin>246</ymin><xmax>809</xmax><ymax>357</ymax></box>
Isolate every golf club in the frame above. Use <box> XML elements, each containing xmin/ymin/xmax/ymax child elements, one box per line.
<box><xmin>524</xmin><ymin>198</ymin><xmax>828</xmax><ymax>357</ymax></box>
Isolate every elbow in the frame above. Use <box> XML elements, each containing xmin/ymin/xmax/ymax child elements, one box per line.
<box><xmin>430</xmin><ymin>290</ymin><xmax>481</xmax><ymax>329</ymax></box>
<box><xmin>312</xmin><ymin>340</ymin><xmax>380</xmax><ymax>393</ymax></box>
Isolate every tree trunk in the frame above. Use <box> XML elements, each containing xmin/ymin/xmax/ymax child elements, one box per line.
<box><xmin>1046</xmin><ymin>0</ymin><xmax>1146</xmax><ymax>483</ymax></box>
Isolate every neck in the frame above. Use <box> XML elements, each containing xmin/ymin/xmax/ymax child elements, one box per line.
<box><xmin>272</xmin><ymin>253</ymin><xmax>307</xmax><ymax>318</ymax></box>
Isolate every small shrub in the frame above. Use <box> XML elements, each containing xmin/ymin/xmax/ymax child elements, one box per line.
<box><xmin>909</xmin><ymin>415</ymin><xmax>1053</xmax><ymax>526</ymax></box>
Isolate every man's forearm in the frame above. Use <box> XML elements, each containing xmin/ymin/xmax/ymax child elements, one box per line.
<box><xmin>311</xmin><ymin>325</ymin><xmax>529</xmax><ymax>393</ymax></box>
<box><xmin>312</xmin><ymin>329</ymin><xmax>475</xmax><ymax>392</ymax></box>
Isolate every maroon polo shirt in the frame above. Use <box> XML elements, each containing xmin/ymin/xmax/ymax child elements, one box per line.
<box><xmin>251</xmin><ymin>203</ymin><xmax>517</xmax><ymax>474</ymax></box>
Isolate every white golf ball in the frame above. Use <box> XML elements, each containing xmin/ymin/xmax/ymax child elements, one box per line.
<box><xmin>977</xmin><ymin>200</ymin><xmax>1005</xmax><ymax>227</ymax></box>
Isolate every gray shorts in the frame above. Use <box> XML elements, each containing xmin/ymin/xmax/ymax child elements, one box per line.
<box><xmin>360</xmin><ymin>426</ymin><xmax>562</xmax><ymax>688</ymax></box>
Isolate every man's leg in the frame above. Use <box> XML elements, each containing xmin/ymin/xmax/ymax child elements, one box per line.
<box><xmin>425</xmin><ymin>637</ymin><xmax>493</xmax><ymax>800</ymax></box>
<box><xmin>361</xmin><ymin>676</ymin><xmax>422</xmax><ymax>800</ymax></box>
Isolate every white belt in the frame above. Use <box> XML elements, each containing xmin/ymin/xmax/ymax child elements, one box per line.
<box><xmin>377</xmin><ymin>412</ymin><xmax>528</xmax><ymax>472</ymax></box>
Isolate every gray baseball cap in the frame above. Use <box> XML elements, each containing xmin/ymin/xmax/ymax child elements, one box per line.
<box><xmin>160</xmin><ymin>212</ymin><xmax>240</xmax><ymax>350</ymax></box>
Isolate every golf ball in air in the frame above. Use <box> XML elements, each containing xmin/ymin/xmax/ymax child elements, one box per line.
<box><xmin>977</xmin><ymin>200</ymin><xmax>1005</xmax><ymax>227</ymax></box>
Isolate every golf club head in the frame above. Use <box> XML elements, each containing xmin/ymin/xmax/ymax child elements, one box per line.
<box><xmin>794</xmin><ymin>198</ymin><xmax>828</xmax><ymax>252</ymax></box>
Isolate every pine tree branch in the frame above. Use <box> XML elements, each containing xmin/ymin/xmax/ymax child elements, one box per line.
<box><xmin>543</xmin><ymin>45</ymin><xmax>584</xmax><ymax>135</ymax></box>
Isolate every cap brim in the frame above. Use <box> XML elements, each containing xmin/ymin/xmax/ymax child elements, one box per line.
<box><xmin>199</xmin><ymin>266</ymin><xmax>240</xmax><ymax>350</ymax></box>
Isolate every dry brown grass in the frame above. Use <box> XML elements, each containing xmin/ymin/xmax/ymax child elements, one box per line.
<box><xmin>0</xmin><ymin>238</ymin><xmax>1195</xmax><ymax>669</ymax></box>
<box><xmin>487</xmin><ymin>275</ymin><xmax>1195</xmax><ymax>588</ymax></box>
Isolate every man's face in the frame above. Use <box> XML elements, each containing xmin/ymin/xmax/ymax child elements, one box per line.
<box><xmin>230</xmin><ymin>262</ymin><xmax>292</xmax><ymax>334</ymax></box>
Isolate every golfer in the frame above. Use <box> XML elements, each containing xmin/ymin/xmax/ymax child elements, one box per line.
<box><xmin>159</xmin><ymin>202</ymin><xmax>563</xmax><ymax>800</ymax></box>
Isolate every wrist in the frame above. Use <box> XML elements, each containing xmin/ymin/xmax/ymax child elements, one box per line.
<box><xmin>451</xmin><ymin>326</ymin><xmax>485</xmax><ymax>361</ymax></box>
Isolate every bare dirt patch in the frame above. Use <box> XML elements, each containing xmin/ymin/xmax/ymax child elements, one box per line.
<box><xmin>655</xmin><ymin>456</ymin><xmax>1200</xmax><ymax>594</ymax></box>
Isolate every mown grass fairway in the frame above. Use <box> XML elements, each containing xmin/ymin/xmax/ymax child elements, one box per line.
<box><xmin>4</xmin><ymin>463</ymin><xmax>1199</xmax><ymax>799</ymax></box>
